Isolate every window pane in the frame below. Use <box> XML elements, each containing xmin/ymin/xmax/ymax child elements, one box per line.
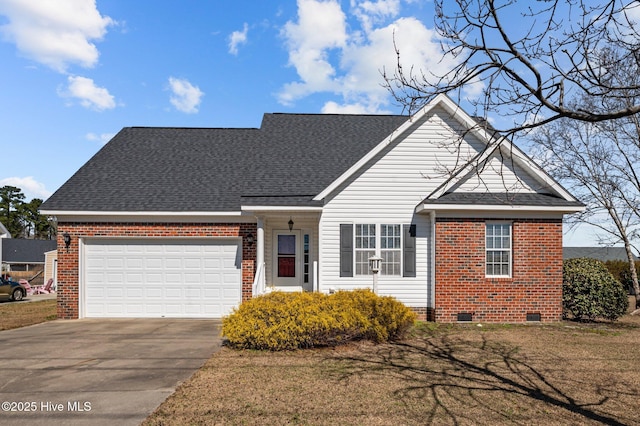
<box><xmin>501</xmin><ymin>264</ymin><xmax>509</xmax><ymax>276</ymax></box>
<box><xmin>503</xmin><ymin>236</ymin><xmax>510</xmax><ymax>249</ymax></box>
<box><xmin>278</xmin><ymin>235</ymin><xmax>296</xmax><ymax>255</ymax></box>
<box><xmin>355</xmin><ymin>250</ymin><xmax>375</xmax><ymax>275</ymax></box>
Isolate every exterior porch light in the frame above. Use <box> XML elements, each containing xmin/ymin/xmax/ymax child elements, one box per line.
<box><xmin>288</xmin><ymin>217</ymin><xmax>294</xmax><ymax>231</ymax></box>
<box><xmin>246</xmin><ymin>233</ymin><xmax>254</xmax><ymax>246</ymax></box>
<box><xmin>63</xmin><ymin>232</ymin><xmax>71</xmax><ymax>252</ymax></box>
<box><xmin>368</xmin><ymin>255</ymin><xmax>382</xmax><ymax>294</ymax></box>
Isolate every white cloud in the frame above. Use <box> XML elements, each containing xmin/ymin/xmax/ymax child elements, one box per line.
<box><xmin>0</xmin><ymin>0</ymin><xmax>114</xmax><ymax>72</ymax></box>
<box><xmin>168</xmin><ymin>77</ymin><xmax>204</xmax><ymax>114</ymax></box>
<box><xmin>228</xmin><ymin>23</ymin><xmax>248</xmax><ymax>55</ymax></box>
<box><xmin>279</xmin><ymin>2</ymin><xmax>463</xmax><ymax>114</ymax></box>
<box><xmin>59</xmin><ymin>75</ymin><xmax>116</xmax><ymax>111</ymax></box>
<box><xmin>86</xmin><ymin>132</ymin><xmax>115</xmax><ymax>145</ymax></box>
<box><xmin>322</xmin><ymin>100</ymin><xmax>390</xmax><ymax>114</ymax></box>
<box><xmin>351</xmin><ymin>0</ymin><xmax>401</xmax><ymax>33</ymax></box>
<box><xmin>0</xmin><ymin>176</ymin><xmax>51</xmax><ymax>200</ymax></box>
<box><xmin>279</xmin><ymin>0</ymin><xmax>348</xmax><ymax>104</ymax></box>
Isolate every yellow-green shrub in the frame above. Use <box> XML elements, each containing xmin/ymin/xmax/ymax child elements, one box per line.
<box><xmin>222</xmin><ymin>289</ymin><xmax>416</xmax><ymax>350</ymax></box>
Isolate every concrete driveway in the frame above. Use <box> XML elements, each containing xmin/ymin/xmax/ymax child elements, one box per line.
<box><xmin>0</xmin><ymin>318</ymin><xmax>223</xmax><ymax>426</ymax></box>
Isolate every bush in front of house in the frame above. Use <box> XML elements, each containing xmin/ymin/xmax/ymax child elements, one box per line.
<box><xmin>563</xmin><ymin>258</ymin><xmax>628</xmax><ymax>321</ymax></box>
<box><xmin>222</xmin><ymin>289</ymin><xmax>417</xmax><ymax>350</ymax></box>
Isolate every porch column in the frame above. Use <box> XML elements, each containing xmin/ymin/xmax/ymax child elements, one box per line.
<box><xmin>256</xmin><ymin>216</ymin><xmax>265</xmax><ymax>268</ymax></box>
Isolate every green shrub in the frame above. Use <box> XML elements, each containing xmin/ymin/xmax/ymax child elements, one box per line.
<box><xmin>222</xmin><ymin>289</ymin><xmax>417</xmax><ymax>350</ymax></box>
<box><xmin>563</xmin><ymin>258</ymin><xmax>628</xmax><ymax>321</ymax></box>
<box><xmin>604</xmin><ymin>259</ymin><xmax>639</xmax><ymax>294</ymax></box>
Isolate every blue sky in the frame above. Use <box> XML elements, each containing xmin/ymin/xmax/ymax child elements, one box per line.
<box><xmin>0</xmin><ymin>0</ymin><xmax>602</xmax><ymax>245</ymax></box>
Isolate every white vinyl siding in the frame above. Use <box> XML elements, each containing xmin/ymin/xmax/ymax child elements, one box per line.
<box><xmin>450</xmin><ymin>152</ymin><xmax>546</xmax><ymax>194</ymax></box>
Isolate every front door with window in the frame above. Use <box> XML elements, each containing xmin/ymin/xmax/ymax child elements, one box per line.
<box><xmin>273</xmin><ymin>230</ymin><xmax>301</xmax><ymax>287</ymax></box>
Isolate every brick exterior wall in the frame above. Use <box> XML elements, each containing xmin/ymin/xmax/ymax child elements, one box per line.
<box><xmin>56</xmin><ymin>222</ymin><xmax>256</xmax><ymax>319</ymax></box>
<box><xmin>434</xmin><ymin>218</ymin><xmax>563</xmax><ymax>323</ymax></box>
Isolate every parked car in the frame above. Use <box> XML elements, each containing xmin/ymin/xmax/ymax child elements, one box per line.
<box><xmin>0</xmin><ymin>276</ymin><xmax>26</xmax><ymax>302</ymax></box>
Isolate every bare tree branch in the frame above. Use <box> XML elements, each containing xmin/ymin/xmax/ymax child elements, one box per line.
<box><xmin>384</xmin><ymin>0</ymin><xmax>640</xmax><ymax>135</ymax></box>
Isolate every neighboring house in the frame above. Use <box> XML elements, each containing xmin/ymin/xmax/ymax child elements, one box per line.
<box><xmin>1</xmin><ymin>239</ymin><xmax>57</xmax><ymax>272</ymax></box>
<box><xmin>41</xmin><ymin>95</ymin><xmax>584</xmax><ymax>322</ymax></box>
<box><xmin>44</xmin><ymin>249</ymin><xmax>58</xmax><ymax>289</ymax></box>
<box><xmin>0</xmin><ymin>222</ymin><xmax>9</xmax><ymax>274</ymax></box>
<box><xmin>563</xmin><ymin>247</ymin><xmax>639</xmax><ymax>262</ymax></box>
<box><xmin>0</xmin><ymin>222</ymin><xmax>9</xmax><ymax>239</ymax></box>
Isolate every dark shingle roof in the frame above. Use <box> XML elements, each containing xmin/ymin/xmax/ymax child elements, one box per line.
<box><xmin>563</xmin><ymin>247</ymin><xmax>639</xmax><ymax>262</ymax></box>
<box><xmin>42</xmin><ymin>114</ymin><xmax>408</xmax><ymax>212</ymax></box>
<box><xmin>422</xmin><ymin>192</ymin><xmax>584</xmax><ymax>208</ymax></box>
<box><xmin>1</xmin><ymin>239</ymin><xmax>57</xmax><ymax>264</ymax></box>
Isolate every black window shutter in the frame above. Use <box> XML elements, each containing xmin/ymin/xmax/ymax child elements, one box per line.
<box><xmin>403</xmin><ymin>224</ymin><xmax>416</xmax><ymax>277</ymax></box>
<box><xmin>340</xmin><ymin>224</ymin><xmax>353</xmax><ymax>277</ymax></box>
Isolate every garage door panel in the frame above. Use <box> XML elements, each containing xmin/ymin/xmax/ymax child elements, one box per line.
<box><xmin>84</xmin><ymin>239</ymin><xmax>242</xmax><ymax>318</ymax></box>
<box><xmin>126</xmin><ymin>258</ymin><xmax>144</xmax><ymax>268</ymax></box>
<box><xmin>164</xmin><ymin>258</ymin><xmax>183</xmax><ymax>269</ymax></box>
<box><xmin>146</xmin><ymin>273</ymin><xmax>163</xmax><ymax>285</ymax></box>
<box><xmin>127</xmin><ymin>287</ymin><xmax>144</xmax><ymax>298</ymax></box>
<box><xmin>204</xmin><ymin>288</ymin><xmax>220</xmax><ymax>298</ymax></box>
<box><xmin>126</xmin><ymin>273</ymin><xmax>143</xmax><ymax>283</ymax></box>
<box><xmin>146</xmin><ymin>288</ymin><xmax>163</xmax><ymax>298</ymax></box>
<box><xmin>184</xmin><ymin>273</ymin><xmax>202</xmax><ymax>284</ymax></box>
<box><xmin>107</xmin><ymin>258</ymin><xmax>125</xmax><ymax>268</ymax></box>
<box><xmin>145</xmin><ymin>258</ymin><xmax>163</xmax><ymax>269</ymax></box>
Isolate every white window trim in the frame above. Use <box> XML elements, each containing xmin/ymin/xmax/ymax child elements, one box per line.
<box><xmin>485</xmin><ymin>221</ymin><xmax>512</xmax><ymax>278</ymax></box>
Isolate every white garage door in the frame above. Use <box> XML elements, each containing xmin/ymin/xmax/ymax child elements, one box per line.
<box><xmin>83</xmin><ymin>238</ymin><xmax>242</xmax><ymax>318</ymax></box>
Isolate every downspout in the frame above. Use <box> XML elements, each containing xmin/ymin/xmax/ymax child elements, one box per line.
<box><xmin>430</xmin><ymin>210</ymin><xmax>436</xmax><ymax>319</ymax></box>
<box><xmin>256</xmin><ymin>216</ymin><xmax>265</xmax><ymax>294</ymax></box>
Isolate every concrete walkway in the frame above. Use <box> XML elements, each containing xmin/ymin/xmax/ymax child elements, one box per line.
<box><xmin>0</xmin><ymin>318</ymin><xmax>222</xmax><ymax>426</ymax></box>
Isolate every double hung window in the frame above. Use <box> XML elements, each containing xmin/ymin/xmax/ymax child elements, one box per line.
<box><xmin>486</xmin><ymin>223</ymin><xmax>512</xmax><ymax>277</ymax></box>
<box><xmin>346</xmin><ymin>223</ymin><xmax>413</xmax><ymax>276</ymax></box>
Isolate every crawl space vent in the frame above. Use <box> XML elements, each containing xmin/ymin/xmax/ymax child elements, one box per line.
<box><xmin>526</xmin><ymin>313</ymin><xmax>541</xmax><ymax>322</ymax></box>
<box><xmin>457</xmin><ymin>313</ymin><xmax>473</xmax><ymax>322</ymax></box>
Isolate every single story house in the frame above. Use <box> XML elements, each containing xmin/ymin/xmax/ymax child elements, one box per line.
<box><xmin>1</xmin><ymin>238</ymin><xmax>57</xmax><ymax>272</ymax></box>
<box><xmin>44</xmin><ymin>249</ymin><xmax>58</xmax><ymax>288</ymax></box>
<box><xmin>0</xmin><ymin>222</ymin><xmax>9</xmax><ymax>239</ymax></box>
<box><xmin>41</xmin><ymin>95</ymin><xmax>584</xmax><ymax>322</ymax></box>
<box><xmin>0</xmin><ymin>222</ymin><xmax>9</xmax><ymax>274</ymax></box>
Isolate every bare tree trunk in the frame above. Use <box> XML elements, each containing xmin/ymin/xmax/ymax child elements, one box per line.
<box><xmin>625</xmin><ymin>243</ymin><xmax>640</xmax><ymax>313</ymax></box>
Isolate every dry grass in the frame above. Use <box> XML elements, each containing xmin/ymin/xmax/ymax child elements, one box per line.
<box><xmin>144</xmin><ymin>315</ymin><xmax>640</xmax><ymax>426</ymax></box>
<box><xmin>0</xmin><ymin>299</ymin><xmax>57</xmax><ymax>330</ymax></box>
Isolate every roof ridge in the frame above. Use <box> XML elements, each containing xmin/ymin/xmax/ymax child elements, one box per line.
<box><xmin>127</xmin><ymin>126</ymin><xmax>260</xmax><ymax>130</ymax></box>
<box><xmin>266</xmin><ymin>112</ymin><xmax>408</xmax><ymax>118</ymax></box>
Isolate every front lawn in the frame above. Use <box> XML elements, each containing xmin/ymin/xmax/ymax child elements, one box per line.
<box><xmin>0</xmin><ymin>299</ymin><xmax>57</xmax><ymax>330</ymax></box>
<box><xmin>143</xmin><ymin>315</ymin><xmax>640</xmax><ymax>425</ymax></box>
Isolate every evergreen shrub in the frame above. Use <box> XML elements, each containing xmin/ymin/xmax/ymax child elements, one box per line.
<box><xmin>222</xmin><ymin>289</ymin><xmax>416</xmax><ymax>350</ymax></box>
<box><xmin>563</xmin><ymin>258</ymin><xmax>628</xmax><ymax>321</ymax></box>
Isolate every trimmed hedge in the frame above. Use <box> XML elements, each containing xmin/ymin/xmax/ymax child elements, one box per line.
<box><xmin>222</xmin><ymin>290</ymin><xmax>417</xmax><ymax>350</ymax></box>
<box><xmin>563</xmin><ymin>258</ymin><xmax>628</xmax><ymax>321</ymax></box>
